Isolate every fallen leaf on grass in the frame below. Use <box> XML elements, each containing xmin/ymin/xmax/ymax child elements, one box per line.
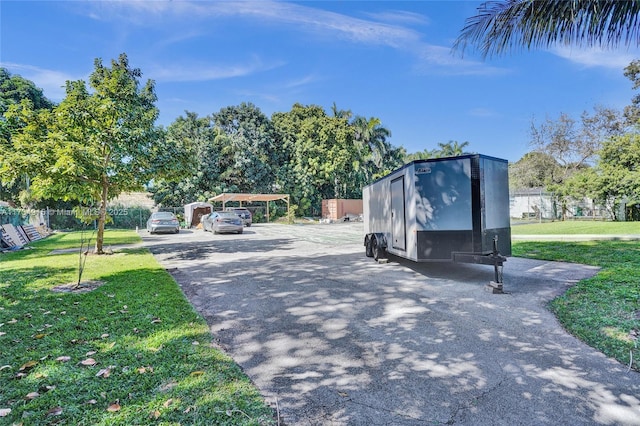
<box><xmin>96</xmin><ymin>367</ymin><xmax>112</xmax><ymax>378</ymax></box>
<box><xmin>158</xmin><ymin>380</ymin><xmax>178</xmax><ymax>392</ymax></box>
<box><xmin>190</xmin><ymin>370</ymin><xmax>204</xmax><ymax>377</ymax></box>
<box><xmin>151</xmin><ymin>318</ymin><xmax>162</xmax><ymax>324</ymax></box>
<box><xmin>56</xmin><ymin>356</ymin><xmax>71</xmax><ymax>362</ymax></box>
<box><xmin>0</xmin><ymin>332</ymin><xmax>6</xmax><ymax>337</ymax></box>
<box><xmin>86</xmin><ymin>399</ymin><xmax>97</xmax><ymax>405</ymax></box>
<box><xmin>86</xmin><ymin>351</ymin><xmax>97</xmax><ymax>356</ymax></box>
<box><xmin>80</xmin><ymin>358</ymin><xmax>97</xmax><ymax>367</ymax></box>
<box><xmin>163</xmin><ymin>398</ymin><xmax>173</xmax><ymax>408</ymax></box>
<box><xmin>100</xmin><ymin>334</ymin><xmax>109</xmax><ymax>339</ymax></box>
<box><xmin>33</xmin><ymin>333</ymin><xmax>46</xmax><ymax>339</ymax></box>
<box><xmin>25</xmin><ymin>392</ymin><xmax>40</xmax><ymax>400</ymax></box>
<box><xmin>0</xmin><ymin>408</ymin><xmax>11</xmax><ymax>417</ymax></box>
<box><xmin>19</xmin><ymin>361</ymin><xmax>38</xmax><ymax>371</ymax></box>
<box><xmin>0</xmin><ymin>365</ymin><xmax>11</xmax><ymax>371</ymax></box>
<box><xmin>47</xmin><ymin>406</ymin><xmax>63</xmax><ymax>416</ymax></box>
<box><xmin>106</xmin><ymin>402</ymin><xmax>121</xmax><ymax>412</ymax></box>
<box><xmin>338</xmin><ymin>392</ymin><xmax>348</xmax><ymax>397</ymax></box>
<box><xmin>149</xmin><ymin>410</ymin><xmax>161</xmax><ymax>419</ymax></box>
<box><xmin>8</xmin><ymin>319</ymin><xmax>17</xmax><ymax>324</ymax></box>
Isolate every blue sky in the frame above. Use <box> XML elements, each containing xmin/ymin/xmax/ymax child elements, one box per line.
<box><xmin>2</xmin><ymin>1</ymin><xmax>639</xmax><ymax>163</ymax></box>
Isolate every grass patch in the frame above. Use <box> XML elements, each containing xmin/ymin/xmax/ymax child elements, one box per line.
<box><xmin>513</xmin><ymin>239</ymin><xmax>640</xmax><ymax>371</ymax></box>
<box><xmin>0</xmin><ymin>231</ymin><xmax>274</xmax><ymax>425</ymax></box>
<box><xmin>511</xmin><ymin>220</ymin><xmax>640</xmax><ymax>235</ymax></box>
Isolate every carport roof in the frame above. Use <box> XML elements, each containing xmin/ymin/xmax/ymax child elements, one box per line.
<box><xmin>209</xmin><ymin>193</ymin><xmax>289</xmax><ymax>203</ymax></box>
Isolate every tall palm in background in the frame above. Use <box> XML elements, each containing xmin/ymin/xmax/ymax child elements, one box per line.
<box><xmin>454</xmin><ymin>0</ymin><xmax>640</xmax><ymax>58</ymax></box>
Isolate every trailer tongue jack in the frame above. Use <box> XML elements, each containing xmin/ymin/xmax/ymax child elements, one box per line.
<box><xmin>452</xmin><ymin>236</ymin><xmax>506</xmax><ymax>294</ymax></box>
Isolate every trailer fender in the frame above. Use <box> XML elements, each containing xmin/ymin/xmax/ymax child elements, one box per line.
<box><xmin>365</xmin><ymin>233</ymin><xmax>387</xmax><ymax>260</ymax></box>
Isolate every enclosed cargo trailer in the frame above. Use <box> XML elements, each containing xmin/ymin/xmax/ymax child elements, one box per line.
<box><xmin>363</xmin><ymin>154</ymin><xmax>511</xmax><ymax>289</ymax></box>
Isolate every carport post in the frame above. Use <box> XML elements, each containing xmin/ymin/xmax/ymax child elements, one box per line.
<box><xmin>266</xmin><ymin>201</ymin><xmax>269</xmax><ymax>223</ymax></box>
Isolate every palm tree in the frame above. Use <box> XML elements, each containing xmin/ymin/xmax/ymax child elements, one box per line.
<box><xmin>453</xmin><ymin>0</ymin><xmax>640</xmax><ymax>58</ymax></box>
<box><xmin>352</xmin><ymin>116</ymin><xmax>392</xmax><ymax>169</ymax></box>
<box><xmin>437</xmin><ymin>140</ymin><xmax>471</xmax><ymax>157</ymax></box>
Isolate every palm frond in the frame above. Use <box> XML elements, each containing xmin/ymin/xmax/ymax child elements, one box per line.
<box><xmin>453</xmin><ymin>0</ymin><xmax>640</xmax><ymax>58</ymax></box>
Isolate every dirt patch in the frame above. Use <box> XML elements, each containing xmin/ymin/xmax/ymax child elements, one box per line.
<box><xmin>51</xmin><ymin>280</ymin><xmax>106</xmax><ymax>294</ymax></box>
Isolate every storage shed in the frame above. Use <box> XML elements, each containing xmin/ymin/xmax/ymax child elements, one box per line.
<box><xmin>322</xmin><ymin>199</ymin><xmax>363</xmax><ymax>221</ymax></box>
<box><xmin>184</xmin><ymin>202</ymin><xmax>213</xmax><ymax>227</ymax></box>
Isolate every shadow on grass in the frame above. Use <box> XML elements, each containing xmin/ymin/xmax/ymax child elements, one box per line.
<box><xmin>0</xmin><ymin>266</ymin><xmax>275</xmax><ymax>425</ymax></box>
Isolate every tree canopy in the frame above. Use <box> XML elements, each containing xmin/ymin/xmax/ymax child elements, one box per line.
<box><xmin>0</xmin><ymin>68</ymin><xmax>54</xmax><ymax>203</ymax></box>
<box><xmin>1</xmin><ymin>54</ymin><xmax>167</xmax><ymax>253</ymax></box>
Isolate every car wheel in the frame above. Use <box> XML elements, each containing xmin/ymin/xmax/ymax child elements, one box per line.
<box><xmin>246</xmin><ymin>223</ymin><xmax>251</xmax><ymax>227</ymax></box>
<box><xmin>175</xmin><ymin>229</ymin><xmax>179</xmax><ymax>234</ymax></box>
<box><xmin>237</xmin><ymin>229</ymin><xmax>243</xmax><ymax>234</ymax></box>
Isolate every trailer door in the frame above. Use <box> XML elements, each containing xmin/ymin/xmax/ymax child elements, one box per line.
<box><xmin>391</xmin><ymin>176</ymin><xmax>406</xmax><ymax>250</ymax></box>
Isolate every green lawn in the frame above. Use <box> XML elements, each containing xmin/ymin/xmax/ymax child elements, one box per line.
<box><xmin>512</xmin><ymin>221</ymin><xmax>640</xmax><ymax>371</ymax></box>
<box><xmin>511</xmin><ymin>220</ymin><xmax>640</xmax><ymax>235</ymax></box>
<box><xmin>0</xmin><ymin>231</ymin><xmax>274</xmax><ymax>425</ymax></box>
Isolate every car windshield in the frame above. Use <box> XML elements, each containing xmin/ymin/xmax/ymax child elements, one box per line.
<box><xmin>217</xmin><ymin>212</ymin><xmax>239</xmax><ymax>218</ymax></box>
<box><xmin>153</xmin><ymin>212</ymin><xmax>175</xmax><ymax>219</ymax></box>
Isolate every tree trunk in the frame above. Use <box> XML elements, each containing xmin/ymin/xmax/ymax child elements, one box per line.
<box><xmin>94</xmin><ymin>175</ymin><xmax>108</xmax><ymax>254</ymax></box>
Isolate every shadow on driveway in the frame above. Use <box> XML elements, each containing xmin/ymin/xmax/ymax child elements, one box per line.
<box><xmin>143</xmin><ymin>224</ymin><xmax>640</xmax><ymax>425</ymax></box>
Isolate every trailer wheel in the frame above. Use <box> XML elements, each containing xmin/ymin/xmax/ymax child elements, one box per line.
<box><xmin>372</xmin><ymin>236</ymin><xmax>386</xmax><ymax>261</ymax></box>
<box><xmin>365</xmin><ymin>236</ymin><xmax>374</xmax><ymax>257</ymax></box>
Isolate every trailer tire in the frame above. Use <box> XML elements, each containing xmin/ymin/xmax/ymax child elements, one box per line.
<box><xmin>365</xmin><ymin>236</ymin><xmax>374</xmax><ymax>257</ymax></box>
<box><xmin>372</xmin><ymin>236</ymin><xmax>386</xmax><ymax>261</ymax></box>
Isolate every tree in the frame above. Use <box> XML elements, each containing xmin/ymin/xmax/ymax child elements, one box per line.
<box><xmin>404</xmin><ymin>140</ymin><xmax>471</xmax><ymax>163</ymax></box>
<box><xmin>149</xmin><ymin>112</ymin><xmax>218</xmax><ymax>206</ymax></box>
<box><xmin>454</xmin><ymin>0</ymin><xmax>640</xmax><ymax>58</ymax></box>
<box><xmin>530</xmin><ymin>106</ymin><xmax>624</xmax><ymax>182</ymax></box>
<box><xmin>2</xmin><ymin>54</ymin><xmax>162</xmax><ymax>253</ymax></box>
<box><xmin>436</xmin><ymin>140</ymin><xmax>471</xmax><ymax>157</ymax></box>
<box><xmin>0</xmin><ymin>69</ymin><xmax>54</xmax><ymax>204</ymax></box>
<box><xmin>527</xmin><ymin>106</ymin><xmax>625</xmax><ymax>218</ymax></box>
<box><xmin>589</xmin><ymin>132</ymin><xmax>640</xmax><ymax>220</ymax></box>
<box><xmin>212</xmin><ymin>103</ymin><xmax>280</xmax><ymax>194</ymax></box>
<box><xmin>509</xmin><ymin>151</ymin><xmax>561</xmax><ymax>189</ymax></box>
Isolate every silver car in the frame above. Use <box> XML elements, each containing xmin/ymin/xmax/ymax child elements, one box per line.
<box><xmin>225</xmin><ymin>207</ymin><xmax>252</xmax><ymax>226</ymax></box>
<box><xmin>146</xmin><ymin>211</ymin><xmax>180</xmax><ymax>234</ymax></box>
<box><xmin>201</xmin><ymin>211</ymin><xmax>243</xmax><ymax>234</ymax></box>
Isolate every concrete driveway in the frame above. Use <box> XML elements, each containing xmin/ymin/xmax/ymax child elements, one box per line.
<box><xmin>140</xmin><ymin>222</ymin><xmax>640</xmax><ymax>425</ymax></box>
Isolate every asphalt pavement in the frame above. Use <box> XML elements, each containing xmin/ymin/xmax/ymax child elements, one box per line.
<box><xmin>140</xmin><ymin>223</ymin><xmax>640</xmax><ymax>425</ymax></box>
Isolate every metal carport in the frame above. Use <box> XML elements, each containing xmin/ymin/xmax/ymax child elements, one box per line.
<box><xmin>209</xmin><ymin>193</ymin><xmax>290</xmax><ymax>222</ymax></box>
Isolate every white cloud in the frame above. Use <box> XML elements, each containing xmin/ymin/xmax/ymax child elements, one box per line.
<box><xmin>364</xmin><ymin>10</ymin><xmax>431</xmax><ymax>26</ymax></box>
<box><xmin>413</xmin><ymin>45</ymin><xmax>510</xmax><ymax>76</ymax></box>
<box><xmin>80</xmin><ymin>1</ymin><xmax>422</xmax><ymax>49</ymax></box>
<box><xmin>76</xmin><ymin>1</ymin><xmax>504</xmax><ymax>77</ymax></box>
<box><xmin>147</xmin><ymin>57</ymin><xmax>285</xmax><ymax>82</ymax></box>
<box><xmin>0</xmin><ymin>63</ymin><xmax>82</xmax><ymax>101</ymax></box>
<box><xmin>551</xmin><ymin>46</ymin><xmax>640</xmax><ymax>69</ymax></box>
